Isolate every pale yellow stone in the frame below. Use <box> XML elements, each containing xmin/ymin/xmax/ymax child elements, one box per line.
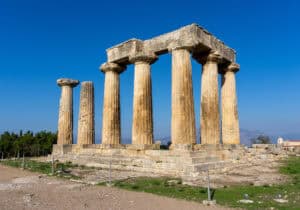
<box><xmin>171</xmin><ymin>48</ymin><xmax>196</xmax><ymax>144</ymax></box>
<box><xmin>221</xmin><ymin>63</ymin><xmax>240</xmax><ymax>144</ymax></box>
<box><xmin>77</xmin><ymin>81</ymin><xmax>95</xmax><ymax>145</ymax></box>
<box><xmin>200</xmin><ymin>52</ymin><xmax>221</xmax><ymax>144</ymax></box>
<box><xmin>57</xmin><ymin>78</ymin><xmax>79</xmax><ymax>145</ymax></box>
<box><xmin>100</xmin><ymin>63</ymin><xmax>125</xmax><ymax>145</ymax></box>
<box><xmin>131</xmin><ymin>56</ymin><xmax>156</xmax><ymax>145</ymax></box>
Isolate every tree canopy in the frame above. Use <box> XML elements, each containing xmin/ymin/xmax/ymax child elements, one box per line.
<box><xmin>0</xmin><ymin>130</ymin><xmax>57</xmax><ymax>158</ymax></box>
<box><xmin>251</xmin><ymin>135</ymin><xmax>272</xmax><ymax>144</ymax></box>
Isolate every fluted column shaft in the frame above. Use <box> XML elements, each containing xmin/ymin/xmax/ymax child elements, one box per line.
<box><xmin>57</xmin><ymin>78</ymin><xmax>79</xmax><ymax>145</ymax></box>
<box><xmin>221</xmin><ymin>63</ymin><xmax>240</xmax><ymax>144</ymax></box>
<box><xmin>130</xmin><ymin>54</ymin><xmax>156</xmax><ymax>145</ymax></box>
<box><xmin>77</xmin><ymin>82</ymin><xmax>95</xmax><ymax>145</ymax></box>
<box><xmin>171</xmin><ymin>48</ymin><xmax>196</xmax><ymax>144</ymax></box>
<box><xmin>200</xmin><ymin>52</ymin><xmax>221</xmax><ymax>144</ymax></box>
<box><xmin>100</xmin><ymin>63</ymin><xmax>125</xmax><ymax>145</ymax></box>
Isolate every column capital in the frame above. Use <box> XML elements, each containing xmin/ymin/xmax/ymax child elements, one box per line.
<box><xmin>168</xmin><ymin>45</ymin><xmax>193</xmax><ymax>53</ymax></box>
<box><xmin>57</xmin><ymin>78</ymin><xmax>79</xmax><ymax>87</ymax></box>
<box><xmin>129</xmin><ymin>52</ymin><xmax>158</xmax><ymax>64</ymax></box>
<box><xmin>100</xmin><ymin>62</ymin><xmax>126</xmax><ymax>74</ymax></box>
<box><xmin>223</xmin><ymin>63</ymin><xmax>240</xmax><ymax>73</ymax></box>
<box><xmin>193</xmin><ymin>51</ymin><xmax>222</xmax><ymax>65</ymax></box>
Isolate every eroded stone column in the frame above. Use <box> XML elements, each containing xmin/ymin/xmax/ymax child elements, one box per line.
<box><xmin>77</xmin><ymin>81</ymin><xmax>95</xmax><ymax>145</ymax></box>
<box><xmin>130</xmin><ymin>54</ymin><xmax>157</xmax><ymax>145</ymax></box>
<box><xmin>100</xmin><ymin>62</ymin><xmax>125</xmax><ymax>145</ymax></box>
<box><xmin>221</xmin><ymin>63</ymin><xmax>240</xmax><ymax>144</ymax></box>
<box><xmin>199</xmin><ymin>51</ymin><xmax>221</xmax><ymax>144</ymax></box>
<box><xmin>57</xmin><ymin>78</ymin><xmax>79</xmax><ymax>145</ymax></box>
<box><xmin>171</xmin><ymin>48</ymin><xmax>196</xmax><ymax>145</ymax></box>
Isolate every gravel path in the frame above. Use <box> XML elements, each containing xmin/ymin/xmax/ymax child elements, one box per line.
<box><xmin>0</xmin><ymin>164</ymin><xmax>232</xmax><ymax>210</ymax></box>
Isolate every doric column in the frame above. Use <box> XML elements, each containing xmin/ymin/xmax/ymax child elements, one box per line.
<box><xmin>221</xmin><ymin>63</ymin><xmax>240</xmax><ymax>144</ymax></box>
<box><xmin>77</xmin><ymin>81</ymin><xmax>95</xmax><ymax>145</ymax></box>
<box><xmin>129</xmin><ymin>53</ymin><xmax>157</xmax><ymax>145</ymax></box>
<box><xmin>171</xmin><ymin>48</ymin><xmax>196</xmax><ymax>145</ymax></box>
<box><xmin>57</xmin><ymin>78</ymin><xmax>79</xmax><ymax>145</ymax></box>
<box><xmin>199</xmin><ymin>51</ymin><xmax>221</xmax><ymax>144</ymax></box>
<box><xmin>100</xmin><ymin>62</ymin><xmax>125</xmax><ymax>145</ymax></box>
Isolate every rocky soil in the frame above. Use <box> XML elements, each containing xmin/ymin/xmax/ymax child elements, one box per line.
<box><xmin>0</xmin><ymin>164</ymin><xmax>231</xmax><ymax>210</ymax></box>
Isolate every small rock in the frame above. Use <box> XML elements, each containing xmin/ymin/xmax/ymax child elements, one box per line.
<box><xmin>273</xmin><ymin>199</ymin><xmax>288</xmax><ymax>203</ymax></box>
<box><xmin>23</xmin><ymin>193</ymin><xmax>34</xmax><ymax>203</ymax></box>
<box><xmin>88</xmin><ymin>181</ymin><xmax>98</xmax><ymax>185</ymax></box>
<box><xmin>202</xmin><ymin>200</ymin><xmax>216</xmax><ymax>205</ymax></box>
<box><xmin>167</xmin><ymin>180</ymin><xmax>180</xmax><ymax>185</ymax></box>
<box><xmin>238</xmin><ymin>199</ymin><xmax>254</xmax><ymax>204</ymax></box>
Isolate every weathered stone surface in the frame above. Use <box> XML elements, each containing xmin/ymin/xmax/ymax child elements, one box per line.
<box><xmin>51</xmin><ymin>144</ymin><xmax>290</xmax><ymax>187</ymax></box>
<box><xmin>77</xmin><ymin>81</ymin><xmax>95</xmax><ymax>145</ymax></box>
<box><xmin>221</xmin><ymin>63</ymin><xmax>240</xmax><ymax>144</ymax></box>
<box><xmin>57</xmin><ymin>78</ymin><xmax>79</xmax><ymax>87</ymax></box>
<box><xmin>100</xmin><ymin>62</ymin><xmax>125</xmax><ymax>73</ymax></box>
<box><xmin>199</xmin><ymin>52</ymin><xmax>221</xmax><ymax>144</ymax></box>
<box><xmin>107</xmin><ymin>24</ymin><xmax>235</xmax><ymax>65</ymax></box>
<box><xmin>57</xmin><ymin>78</ymin><xmax>79</xmax><ymax>145</ymax></box>
<box><xmin>171</xmin><ymin>48</ymin><xmax>196</xmax><ymax>145</ymax></box>
<box><xmin>131</xmin><ymin>55</ymin><xmax>156</xmax><ymax>145</ymax></box>
<box><xmin>100</xmin><ymin>63</ymin><xmax>124</xmax><ymax>145</ymax></box>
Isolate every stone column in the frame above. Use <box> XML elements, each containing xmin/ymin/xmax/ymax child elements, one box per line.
<box><xmin>199</xmin><ymin>51</ymin><xmax>221</xmax><ymax>144</ymax></box>
<box><xmin>57</xmin><ymin>78</ymin><xmax>79</xmax><ymax>145</ymax></box>
<box><xmin>100</xmin><ymin>62</ymin><xmax>125</xmax><ymax>145</ymax></box>
<box><xmin>77</xmin><ymin>81</ymin><xmax>95</xmax><ymax>145</ymax></box>
<box><xmin>171</xmin><ymin>48</ymin><xmax>196</xmax><ymax>145</ymax></box>
<box><xmin>130</xmin><ymin>54</ymin><xmax>157</xmax><ymax>145</ymax></box>
<box><xmin>221</xmin><ymin>63</ymin><xmax>240</xmax><ymax>144</ymax></box>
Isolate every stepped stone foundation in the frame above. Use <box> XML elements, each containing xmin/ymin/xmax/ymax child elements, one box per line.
<box><xmin>53</xmin><ymin>24</ymin><xmax>251</xmax><ymax>184</ymax></box>
<box><xmin>52</xmin><ymin>144</ymin><xmax>291</xmax><ymax>186</ymax></box>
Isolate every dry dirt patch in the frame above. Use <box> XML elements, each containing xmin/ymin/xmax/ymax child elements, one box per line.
<box><xmin>0</xmin><ymin>164</ymin><xmax>231</xmax><ymax>210</ymax></box>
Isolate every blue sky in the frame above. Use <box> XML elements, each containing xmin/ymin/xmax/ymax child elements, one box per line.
<box><xmin>0</xmin><ymin>0</ymin><xmax>299</xmax><ymax>142</ymax></box>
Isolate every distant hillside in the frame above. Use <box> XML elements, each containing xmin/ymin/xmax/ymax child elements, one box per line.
<box><xmin>155</xmin><ymin>128</ymin><xmax>277</xmax><ymax>146</ymax></box>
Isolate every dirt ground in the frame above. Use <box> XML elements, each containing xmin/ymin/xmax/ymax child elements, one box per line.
<box><xmin>0</xmin><ymin>165</ymin><xmax>232</xmax><ymax>210</ymax></box>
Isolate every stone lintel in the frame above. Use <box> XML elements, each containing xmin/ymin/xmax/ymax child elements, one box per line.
<box><xmin>106</xmin><ymin>39</ymin><xmax>144</xmax><ymax>64</ymax></box>
<box><xmin>57</xmin><ymin>78</ymin><xmax>79</xmax><ymax>87</ymax></box>
<box><xmin>106</xmin><ymin>23</ymin><xmax>236</xmax><ymax>65</ymax></box>
<box><xmin>100</xmin><ymin>62</ymin><xmax>126</xmax><ymax>74</ymax></box>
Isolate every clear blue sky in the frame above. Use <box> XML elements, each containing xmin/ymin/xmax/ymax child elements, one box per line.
<box><xmin>0</xmin><ymin>0</ymin><xmax>299</xmax><ymax>142</ymax></box>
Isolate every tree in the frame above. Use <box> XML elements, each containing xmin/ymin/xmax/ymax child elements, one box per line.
<box><xmin>0</xmin><ymin>130</ymin><xmax>57</xmax><ymax>158</ymax></box>
<box><xmin>251</xmin><ymin>135</ymin><xmax>272</xmax><ymax>144</ymax></box>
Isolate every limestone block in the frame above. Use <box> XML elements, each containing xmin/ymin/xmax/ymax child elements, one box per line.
<box><xmin>107</xmin><ymin>24</ymin><xmax>235</xmax><ymax>64</ymax></box>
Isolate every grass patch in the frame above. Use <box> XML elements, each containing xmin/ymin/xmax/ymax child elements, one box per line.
<box><xmin>0</xmin><ymin>158</ymin><xmax>81</xmax><ymax>180</ymax></box>
<box><xmin>112</xmin><ymin>156</ymin><xmax>300</xmax><ymax>210</ymax></box>
<box><xmin>1</xmin><ymin>156</ymin><xmax>299</xmax><ymax>209</ymax></box>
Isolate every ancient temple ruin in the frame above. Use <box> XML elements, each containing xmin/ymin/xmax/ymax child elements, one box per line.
<box><xmin>53</xmin><ymin>24</ymin><xmax>244</xmax><ymax>184</ymax></box>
